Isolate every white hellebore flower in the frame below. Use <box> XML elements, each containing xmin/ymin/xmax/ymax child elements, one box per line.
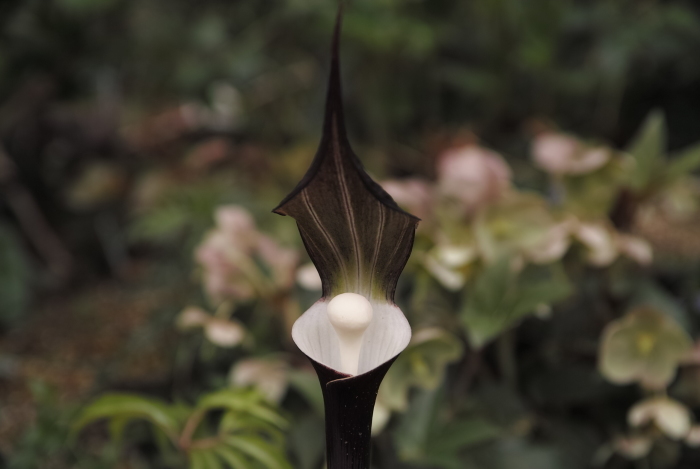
<box><xmin>628</xmin><ymin>396</ymin><xmax>692</xmax><ymax>440</ymax></box>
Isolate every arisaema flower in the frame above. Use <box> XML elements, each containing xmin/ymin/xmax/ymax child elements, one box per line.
<box><xmin>273</xmin><ymin>9</ymin><xmax>418</xmax><ymax>469</ymax></box>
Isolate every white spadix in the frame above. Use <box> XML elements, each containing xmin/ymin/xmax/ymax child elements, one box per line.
<box><xmin>327</xmin><ymin>293</ymin><xmax>373</xmax><ymax>375</ymax></box>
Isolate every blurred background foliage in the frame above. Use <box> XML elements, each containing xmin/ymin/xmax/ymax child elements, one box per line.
<box><xmin>2</xmin><ymin>0</ymin><xmax>700</xmax><ymax>468</ymax></box>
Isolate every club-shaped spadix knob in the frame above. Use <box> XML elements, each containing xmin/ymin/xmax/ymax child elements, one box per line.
<box><xmin>327</xmin><ymin>293</ymin><xmax>373</xmax><ymax>375</ymax></box>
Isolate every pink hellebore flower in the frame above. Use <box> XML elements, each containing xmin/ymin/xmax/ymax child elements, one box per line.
<box><xmin>257</xmin><ymin>234</ymin><xmax>299</xmax><ymax>291</ymax></box>
<box><xmin>195</xmin><ymin>205</ymin><xmax>298</xmax><ymax>303</ymax></box>
<box><xmin>437</xmin><ymin>145</ymin><xmax>511</xmax><ymax>213</ymax></box>
<box><xmin>532</xmin><ymin>132</ymin><xmax>609</xmax><ymax>175</ymax></box>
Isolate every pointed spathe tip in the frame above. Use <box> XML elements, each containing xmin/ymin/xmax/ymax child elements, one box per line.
<box><xmin>331</xmin><ymin>3</ymin><xmax>344</xmax><ymax>61</ymax></box>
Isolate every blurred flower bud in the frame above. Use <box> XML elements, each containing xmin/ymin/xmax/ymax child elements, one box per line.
<box><xmin>438</xmin><ymin>145</ymin><xmax>511</xmax><ymax>213</ymax></box>
<box><xmin>177</xmin><ymin>306</ymin><xmax>209</xmax><ymax>329</ymax></box>
<box><xmin>296</xmin><ymin>263</ymin><xmax>322</xmax><ymax>290</ymax></box>
<box><xmin>628</xmin><ymin>396</ymin><xmax>691</xmax><ymax>440</ymax></box>
<box><xmin>532</xmin><ymin>132</ymin><xmax>610</xmax><ymax>175</ymax></box>
<box><xmin>435</xmin><ymin>244</ymin><xmax>477</xmax><ymax>268</ymax></box>
<box><xmin>422</xmin><ymin>252</ymin><xmax>467</xmax><ymax>291</ymax></box>
<box><xmin>229</xmin><ymin>357</ymin><xmax>289</xmax><ymax>403</ymax></box>
<box><xmin>204</xmin><ymin>317</ymin><xmax>246</xmax><ymax>347</ymax></box>
<box><xmin>616</xmin><ymin>234</ymin><xmax>653</xmax><ymax>265</ymax></box>
<box><xmin>573</xmin><ymin>221</ymin><xmax>618</xmax><ymax>266</ymax></box>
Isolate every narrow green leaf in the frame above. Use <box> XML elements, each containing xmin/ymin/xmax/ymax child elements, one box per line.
<box><xmin>196</xmin><ymin>389</ymin><xmax>287</xmax><ymax>429</ymax></box>
<box><xmin>107</xmin><ymin>416</ymin><xmax>129</xmax><ymax>443</ymax></box>
<box><xmin>273</xmin><ymin>13</ymin><xmax>419</xmax><ymax>300</ymax></box>
<box><xmin>72</xmin><ymin>394</ymin><xmax>180</xmax><ymax>439</ymax></box>
<box><xmin>225</xmin><ymin>435</ymin><xmax>292</xmax><ymax>469</ymax></box>
<box><xmin>220</xmin><ymin>413</ymin><xmax>284</xmax><ymax>445</ymax></box>
<box><xmin>214</xmin><ymin>446</ymin><xmax>254</xmax><ymax>469</ymax></box>
<box><xmin>667</xmin><ymin>141</ymin><xmax>700</xmax><ymax>180</ymax></box>
<box><xmin>198</xmin><ymin>449</ymin><xmax>225</xmax><ymax>469</ymax></box>
<box><xmin>190</xmin><ymin>450</ymin><xmax>208</xmax><ymax>469</ymax></box>
<box><xmin>625</xmin><ymin>110</ymin><xmax>666</xmax><ymax>190</ymax></box>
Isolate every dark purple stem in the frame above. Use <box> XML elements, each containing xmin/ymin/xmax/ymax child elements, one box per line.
<box><xmin>310</xmin><ymin>357</ymin><xmax>397</xmax><ymax>469</ymax></box>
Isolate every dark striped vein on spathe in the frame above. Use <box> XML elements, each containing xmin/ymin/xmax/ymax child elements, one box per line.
<box><xmin>368</xmin><ymin>202</ymin><xmax>384</xmax><ymax>298</ymax></box>
<box><xmin>301</xmin><ymin>189</ymin><xmax>350</xmax><ymax>290</ymax></box>
<box><xmin>331</xmin><ymin>114</ymin><xmax>362</xmax><ymax>293</ymax></box>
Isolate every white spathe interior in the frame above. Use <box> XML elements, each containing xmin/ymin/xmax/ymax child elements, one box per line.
<box><xmin>292</xmin><ymin>297</ymin><xmax>412</xmax><ymax>375</ymax></box>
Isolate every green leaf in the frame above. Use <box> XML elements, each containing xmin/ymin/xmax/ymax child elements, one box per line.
<box><xmin>461</xmin><ymin>260</ymin><xmax>572</xmax><ymax>348</ymax></box>
<box><xmin>394</xmin><ymin>387</ymin><xmax>500</xmax><ymax>467</ymax></box>
<box><xmin>379</xmin><ymin>328</ymin><xmax>463</xmax><ymax>411</ymax></box>
<box><xmin>272</xmin><ymin>17</ymin><xmax>419</xmax><ymax>301</ymax></box>
<box><xmin>194</xmin><ymin>449</ymin><xmax>225</xmax><ymax>469</ymax></box>
<box><xmin>626</xmin><ymin>110</ymin><xmax>666</xmax><ymax>190</ymax></box>
<box><xmin>426</xmin><ymin>418</ymin><xmax>501</xmax><ymax>456</ymax></box>
<box><xmin>190</xmin><ymin>449</ymin><xmax>225</xmax><ymax>469</ymax></box>
<box><xmin>667</xmin><ymin>141</ymin><xmax>700</xmax><ymax>180</ymax></box>
<box><xmin>286</xmin><ymin>370</ymin><xmax>325</xmax><ymax>416</ymax></box>
<box><xmin>393</xmin><ymin>388</ymin><xmax>438</xmax><ymax>461</ymax></box>
<box><xmin>224</xmin><ymin>435</ymin><xmax>292</xmax><ymax>469</ymax></box>
<box><xmin>196</xmin><ymin>389</ymin><xmax>287</xmax><ymax>429</ymax></box>
<box><xmin>220</xmin><ymin>413</ymin><xmax>284</xmax><ymax>446</ymax></box>
<box><xmin>72</xmin><ymin>394</ymin><xmax>180</xmax><ymax>441</ymax></box>
<box><xmin>213</xmin><ymin>446</ymin><xmax>254</xmax><ymax>469</ymax></box>
<box><xmin>287</xmin><ymin>414</ymin><xmax>325</xmax><ymax>469</ymax></box>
